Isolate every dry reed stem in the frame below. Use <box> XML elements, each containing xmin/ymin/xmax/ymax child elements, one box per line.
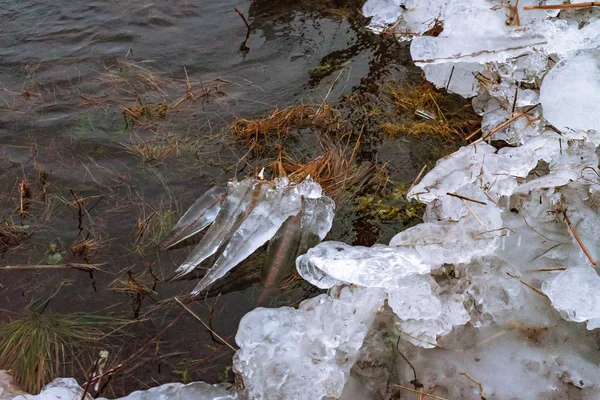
<box><xmin>527</xmin><ymin>267</ymin><xmax>568</xmax><ymax>272</ymax></box>
<box><xmin>407</xmin><ymin>165</ymin><xmax>428</xmax><ymax>194</ymax></box>
<box><xmin>506</xmin><ymin>272</ymin><xmax>549</xmax><ymax>298</ymax></box>
<box><xmin>562</xmin><ymin>210</ymin><xmax>596</xmax><ymax>267</ymax></box>
<box><xmin>271</xmin><ymin>143</ymin><xmax>374</xmax><ymax>200</ymax></box>
<box><xmin>174</xmin><ymin>297</ymin><xmax>237</xmax><ymax>352</ymax></box>
<box><xmin>231</xmin><ymin>105</ymin><xmax>340</xmax><ymax>143</ymax></box>
<box><xmin>447</xmin><ymin>192</ymin><xmax>487</xmax><ymax>205</ymax></box>
<box><xmin>467</xmin><ymin>104</ymin><xmax>538</xmax><ymax>141</ymax></box>
<box><xmin>0</xmin><ymin>263</ymin><xmax>105</xmax><ymax>272</ymax></box>
<box><xmin>459</xmin><ymin>372</ymin><xmax>487</xmax><ymax>400</ymax></box>
<box><xmin>524</xmin><ymin>2</ymin><xmax>599</xmax><ymax>10</ymax></box>
<box><xmin>394</xmin><ymin>385</ymin><xmax>448</xmax><ymax>400</ymax></box>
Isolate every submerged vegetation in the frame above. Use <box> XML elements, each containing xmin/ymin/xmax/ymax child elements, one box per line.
<box><xmin>381</xmin><ymin>81</ymin><xmax>480</xmax><ymax>140</ymax></box>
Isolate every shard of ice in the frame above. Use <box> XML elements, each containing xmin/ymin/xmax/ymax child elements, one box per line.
<box><xmin>173</xmin><ymin>178</ymin><xmax>261</xmax><ymax>278</ymax></box>
<box><xmin>162</xmin><ymin>176</ymin><xmax>335</xmax><ymax>296</ymax></box>
<box><xmin>159</xmin><ymin>185</ymin><xmax>226</xmax><ymax>250</ymax></box>
<box><xmin>190</xmin><ymin>178</ymin><xmax>325</xmax><ymax>296</ymax></box>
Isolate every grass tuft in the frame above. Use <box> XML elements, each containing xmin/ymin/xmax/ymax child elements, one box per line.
<box><xmin>271</xmin><ymin>143</ymin><xmax>375</xmax><ymax>201</ymax></box>
<box><xmin>381</xmin><ymin>82</ymin><xmax>479</xmax><ymax>141</ymax></box>
<box><xmin>231</xmin><ymin>104</ymin><xmax>343</xmax><ymax>152</ymax></box>
<box><xmin>0</xmin><ymin>302</ymin><xmax>121</xmax><ymax>393</ymax></box>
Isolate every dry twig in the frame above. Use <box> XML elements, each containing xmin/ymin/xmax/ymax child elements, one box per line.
<box><xmin>524</xmin><ymin>2</ymin><xmax>600</xmax><ymax>10</ymax></box>
<box><xmin>563</xmin><ymin>210</ymin><xmax>596</xmax><ymax>267</ymax></box>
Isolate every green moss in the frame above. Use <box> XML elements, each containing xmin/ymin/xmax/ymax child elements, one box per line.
<box><xmin>356</xmin><ymin>182</ymin><xmax>426</xmax><ymax>232</ymax></box>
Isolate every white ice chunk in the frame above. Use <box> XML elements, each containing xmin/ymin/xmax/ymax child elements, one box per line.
<box><xmin>542</xmin><ymin>267</ymin><xmax>600</xmax><ymax>330</ymax></box>
<box><xmin>9</xmin><ymin>378</ymin><xmax>236</xmax><ymax>400</ymax></box>
<box><xmin>107</xmin><ymin>381</ymin><xmax>236</xmax><ymax>400</ymax></box>
<box><xmin>234</xmin><ymin>286</ymin><xmax>386</xmax><ymax>400</ymax></box>
<box><xmin>540</xmin><ymin>52</ymin><xmax>600</xmax><ymax>133</ymax></box>
<box><xmin>296</xmin><ymin>242</ymin><xmax>432</xmax><ymax>290</ymax></box>
<box><xmin>362</xmin><ymin>0</ymin><xmax>404</xmax><ymax>32</ymax></box>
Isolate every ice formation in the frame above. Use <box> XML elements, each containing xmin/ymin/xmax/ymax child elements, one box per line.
<box><xmin>6</xmin><ymin>1</ymin><xmax>600</xmax><ymax>400</ymax></box>
<box><xmin>232</xmin><ymin>1</ymin><xmax>600</xmax><ymax>398</ymax></box>
<box><xmin>1</xmin><ymin>377</ymin><xmax>236</xmax><ymax>400</ymax></box>
<box><xmin>161</xmin><ymin>177</ymin><xmax>335</xmax><ymax>296</ymax></box>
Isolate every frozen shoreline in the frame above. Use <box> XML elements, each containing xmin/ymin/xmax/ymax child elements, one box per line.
<box><xmin>5</xmin><ymin>1</ymin><xmax>600</xmax><ymax>399</ymax></box>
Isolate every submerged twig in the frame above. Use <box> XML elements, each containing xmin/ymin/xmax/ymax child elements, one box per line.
<box><xmin>459</xmin><ymin>372</ymin><xmax>487</xmax><ymax>400</ymax></box>
<box><xmin>0</xmin><ymin>263</ymin><xmax>105</xmax><ymax>272</ymax></box>
<box><xmin>466</xmin><ymin>104</ymin><xmax>538</xmax><ymax>141</ymax></box>
<box><xmin>527</xmin><ymin>267</ymin><xmax>567</xmax><ymax>272</ymax></box>
<box><xmin>234</xmin><ymin>8</ymin><xmax>251</xmax><ymax>54</ymax></box>
<box><xmin>396</xmin><ymin>335</ymin><xmax>422</xmax><ymax>390</ymax></box>
<box><xmin>394</xmin><ymin>385</ymin><xmax>448</xmax><ymax>400</ymax></box>
<box><xmin>174</xmin><ymin>297</ymin><xmax>237</xmax><ymax>351</ymax></box>
<box><xmin>506</xmin><ymin>272</ymin><xmax>549</xmax><ymax>298</ymax></box>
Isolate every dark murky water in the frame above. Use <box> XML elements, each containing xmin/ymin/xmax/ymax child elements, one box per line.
<box><xmin>0</xmin><ymin>0</ymin><xmax>428</xmax><ymax>395</ymax></box>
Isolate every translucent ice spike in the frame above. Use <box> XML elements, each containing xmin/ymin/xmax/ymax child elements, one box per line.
<box><xmin>191</xmin><ymin>182</ymin><xmax>305</xmax><ymax>296</ymax></box>
<box><xmin>173</xmin><ymin>179</ymin><xmax>260</xmax><ymax>278</ymax></box>
<box><xmin>159</xmin><ymin>185</ymin><xmax>226</xmax><ymax>251</ymax></box>
<box><xmin>297</xmin><ymin>196</ymin><xmax>335</xmax><ymax>254</ymax></box>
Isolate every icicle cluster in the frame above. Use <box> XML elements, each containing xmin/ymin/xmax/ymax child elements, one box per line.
<box><xmin>161</xmin><ymin>177</ymin><xmax>334</xmax><ymax>296</ymax></box>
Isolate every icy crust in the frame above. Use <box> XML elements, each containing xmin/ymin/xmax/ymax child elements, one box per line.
<box><xmin>233</xmin><ymin>286</ymin><xmax>386</xmax><ymax>400</ymax></box>
<box><xmin>5</xmin><ymin>378</ymin><xmax>236</xmax><ymax>400</ymax></box>
<box><xmin>229</xmin><ymin>1</ymin><xmax>600</xmax><ymax>399</ymax></box>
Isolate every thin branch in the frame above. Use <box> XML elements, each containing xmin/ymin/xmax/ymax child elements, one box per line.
<box><xmin>506</xmin><ymin>272</ymin><xmax>549</xmax><ymax>298</ymax></box>
<box><xmin>408</xmin><ymin>165</ymin><xmax>428</xmax><ymax>194</ymax></box>
<box><xmin>174</xmin><ymin>297</ymin><xmax>237</xmax><ymax>351</ymax></box>
<box><xmin>527</xmin><ymin>267</ymin><xmax>567</xmax><ymax>272</ymax></box>
<box><xmin>563</xmin><ymin>210</ymin><xmax>596</xmax><ymax>267</ymax></box>
<box><xmin>0</xmin><ymin>263</ymin><xmax>106</xmax><ymax>272</ymax></box>
<box><xmin>524</xmin><ymin>2</ymin><xmax>600</xmax><ymax>10</ymax></box>
<box><xmin>466</xmin><ymin>104</ymin><xmax>538</xmax><ymax>141</ymax></box>
<box><xmin>459</xmin><ymin>372</ymin><xmax>487</xmax><ymax>400</ymax></box>
<box><xmin>462</xmin><ymin>199</ymin><xmax>485</xmax><ymax>227</ymax></box>
<box><xmin>395</xmin><ymin>385</ymin><xmax>448</xmax><ymax>400</ymax></box>
<box><xmin>447</xmin><ymin>192</ymin><xmax>487</xmax><ymax>205</ymax></box>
